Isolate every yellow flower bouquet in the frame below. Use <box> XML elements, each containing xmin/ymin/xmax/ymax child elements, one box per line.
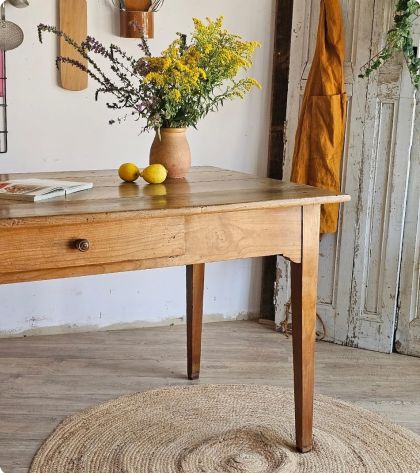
<box><xmin>38</xmin><ymin>17</ymin><xmax>261</xmax><ymax>177</ymax></box>
<box><xmin>38</xmin><ymin>17</ymin><xmax>261</xmax><ymax>131</ymax></box>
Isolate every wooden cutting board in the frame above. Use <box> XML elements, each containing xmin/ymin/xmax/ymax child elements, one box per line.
<box><xmin>59</xmin><ymin>0</ymin><xmax>88</xmax><ymax>91</ymax></box>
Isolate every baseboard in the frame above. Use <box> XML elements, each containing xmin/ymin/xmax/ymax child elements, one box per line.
<box><xmin>0</xmin><ymin>312</ymin><xmax>260</xmax><ymax>338</ymax></box>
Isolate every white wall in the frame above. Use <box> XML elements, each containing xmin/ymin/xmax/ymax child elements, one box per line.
<box><xmin>0</xmin><ymin>0</ymin><xmax>275</xmax><ymax>336</ymax></box>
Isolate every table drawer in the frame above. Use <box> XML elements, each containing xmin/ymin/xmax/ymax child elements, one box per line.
<box><xmin>0</xmin><ymin>216</ymin><xmax>185</xmax><ymax>274</ymax></box>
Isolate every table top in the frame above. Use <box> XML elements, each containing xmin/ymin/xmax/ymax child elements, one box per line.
<box><xmin>0</xmin><ymin>167</ymin><xmax>350</xmax><ymax>222</ymax></box>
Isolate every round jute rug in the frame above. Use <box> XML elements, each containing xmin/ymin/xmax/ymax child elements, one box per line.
<box><xmin>30</xmin><ymin>385</ymin><xmax>420</xmax><ymax>473</ymax></box>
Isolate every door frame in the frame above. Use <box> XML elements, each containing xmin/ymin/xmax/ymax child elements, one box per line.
<box><xmin>260</xmin><ymin>0</ymin><xmax>295</xmax><ymax>322</ymax></box>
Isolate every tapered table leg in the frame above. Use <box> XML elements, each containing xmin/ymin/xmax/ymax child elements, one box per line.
<box><xmin>186</xmin><ymin>263</ymin><xmax>205</xmax><ymax>380</ymax></box>
<box><xmin>291</xmin><ymin>205</ymin><xmax>320</xmax><ymax>453</ymax></box>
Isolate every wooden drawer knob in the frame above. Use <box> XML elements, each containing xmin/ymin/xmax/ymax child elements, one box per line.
<box><xmin>74</xmin><ymin>239</ymin><xmax>90</xmax><ymax>252</ymax></box>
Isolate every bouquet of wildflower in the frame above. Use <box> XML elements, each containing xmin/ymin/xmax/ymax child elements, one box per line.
<box><xmin>38</xmin><ymin>17</ymin><xmax>261</xmax><ymax>131</ymax></box>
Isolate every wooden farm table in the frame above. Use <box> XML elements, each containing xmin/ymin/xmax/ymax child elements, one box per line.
<box><xmin>0</xmin><ymin>167</ymin><xmax>349</xmax><ymax>452</ymax></box>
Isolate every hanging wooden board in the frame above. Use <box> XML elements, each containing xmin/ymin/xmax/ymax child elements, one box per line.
<box><xmin>59</xmin><ymin>0</ymin><xmax>88</xmax><ymax>91</ymax></box>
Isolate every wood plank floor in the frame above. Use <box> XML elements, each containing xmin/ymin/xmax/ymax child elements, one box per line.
<box><xmin>0</xmin><ymin>321</ymin><xmax>419</xmax><ymax>472</ymax></box>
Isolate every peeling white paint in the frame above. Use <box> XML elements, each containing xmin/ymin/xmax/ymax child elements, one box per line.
<box><xmin>275</xmin><ymin>0</ymin><xmax>418</xmax><ymax>354</ymax></box>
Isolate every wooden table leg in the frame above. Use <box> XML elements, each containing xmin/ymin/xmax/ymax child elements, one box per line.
<box><xmin>186</xmin><ymin>263</ymin><xmax>205</xmax><ymax>380</ymax></box>
<box><xmin>291</xmin><ymin>205</ymin><xmax>320</xmax><ymax>453</ymax></box>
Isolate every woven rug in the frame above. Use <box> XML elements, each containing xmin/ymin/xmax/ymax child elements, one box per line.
<box><xmin>30</xmin><ymin>384</ymin><xmax>420</xmax><ymax>473</ymax></box>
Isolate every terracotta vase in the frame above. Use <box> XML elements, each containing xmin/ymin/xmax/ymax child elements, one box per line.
<box><xmin>149</xmin><ymin>128</ymin><xmax>191</xmax><ymax>179</ymax></box>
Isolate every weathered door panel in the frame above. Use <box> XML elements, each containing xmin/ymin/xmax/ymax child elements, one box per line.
<box><xmin>276</xmin><ymin>0</ymin><xmax>417</xmax><ymax>353</ymax></box>
<box><xmin>395</xmin><ymin>98</ymin><xmax>420</xmax><ymax>357</ymax></box>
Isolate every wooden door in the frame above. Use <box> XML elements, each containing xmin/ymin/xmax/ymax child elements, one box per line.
<box><xmin>275</xmin><ymin>0</ymin><xmax>418</xmax><ymax>353</ymax></box>
<box><xmin>395</xmin><ymin>18</ymin><xmax>420</xmax><ymax>356</ymax></box>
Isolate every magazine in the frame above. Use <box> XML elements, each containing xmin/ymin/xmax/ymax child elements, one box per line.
<box><xmin>0</xmin><ymin>178</ymin><xmax>93</xmax><ymax>202</ymax></box>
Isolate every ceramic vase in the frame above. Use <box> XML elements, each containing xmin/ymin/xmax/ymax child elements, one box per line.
<box><xmin>149</xmin><ymin>128</ymin><xmax>191</xmax><ymax>179</ymax></box>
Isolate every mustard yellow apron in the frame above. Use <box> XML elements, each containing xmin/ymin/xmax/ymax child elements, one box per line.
<box><xmin>291</xmin><ymin>0</ymin><xmax>347</xmax><ymax>233</ymax></box>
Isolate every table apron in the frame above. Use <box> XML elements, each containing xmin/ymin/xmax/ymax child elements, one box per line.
<box><xmin>0</xmin><ymin>206</ymin><xmax>302</xmax><ymax>284</ymax></box>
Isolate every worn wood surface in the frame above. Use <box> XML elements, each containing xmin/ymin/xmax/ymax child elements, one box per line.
<box><xmin>59</xmin><ymin>0</ymin><xmax>88</xmax><ymax>91</ymax></box>
<box><xmin>0</xmin><ymin>321</ymin><xmax>419</xmax><ymax>473</ymax></box>
<box><xmin>0</xmin><ymin>168</ymin><xmax>349</xmax><ymax>221</ymax></box>
<box><xmin>0</xmin><ymin>167</ymin><xmax>348</xmax><ymax>285</ymax></box>
<box><xmin>291</xmin><ymin>205</ymin><xmax>320</xmax><ymax>452</ymax></box>
<box><xmin>186</xmin><ymin>264</ymin><xmax>205</xmax><ymax>380</ymax></box>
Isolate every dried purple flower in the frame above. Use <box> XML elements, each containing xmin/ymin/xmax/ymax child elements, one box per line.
<box><xmin>82</xmin><ymin>36</ymin><xmax>110</xmax><ymax>58</ymax></box>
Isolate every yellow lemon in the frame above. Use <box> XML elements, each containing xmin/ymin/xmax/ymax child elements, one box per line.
<box><xmin>118</xmin><ymin>163</ymin><xmax>140</xmax><ymax>182</ymax></box>
<box><xmin>141</xmin><ymin>164</ymin><xmax>168</xmax><ymax>184</ymax></box>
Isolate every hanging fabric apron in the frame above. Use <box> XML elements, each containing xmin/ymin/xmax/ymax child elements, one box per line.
<box><xmin>290</xmin><ymin>0</ymin><xmax>347</xmax><ymax>233</ymax></box>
